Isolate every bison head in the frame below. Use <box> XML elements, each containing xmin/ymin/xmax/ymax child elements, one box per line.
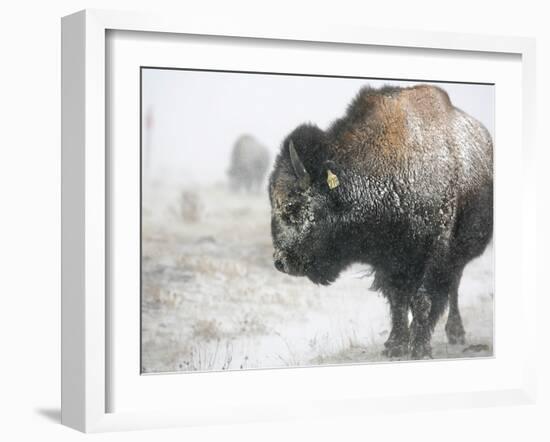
<box><xmin>269</xmin><ymin>125</ymin><xmax>353</xmax><ymax>285</ymax></box>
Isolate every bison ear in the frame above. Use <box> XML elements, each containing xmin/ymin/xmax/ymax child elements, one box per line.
<box><xmin>289</xmin><ymin>140</ymin><xmax>311</xmax><ymax>189</ymax></box>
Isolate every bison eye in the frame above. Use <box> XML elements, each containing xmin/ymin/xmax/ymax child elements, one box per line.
<box><xmin>282</xmin><ymin>202</ymin><xmax>301</xmax><ymax>223</ymax></box>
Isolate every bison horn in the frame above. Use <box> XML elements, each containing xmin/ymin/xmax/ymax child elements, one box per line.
<box><xmin>289</xmin><ymin>140</ymin><xmax>311</xmax><ymax>188</ymax></box>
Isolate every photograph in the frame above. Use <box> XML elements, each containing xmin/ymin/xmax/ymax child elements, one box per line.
<box><xmin>140</xmin><ymin>68</ymin><xmax>494</xmax><ymax>374</ymax></box>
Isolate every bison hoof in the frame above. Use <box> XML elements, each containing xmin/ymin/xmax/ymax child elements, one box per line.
<box><xmin>446</xmin><ymin>320</ymin><xmax>466</xmax><ymax>345</ymax></box>
<box><xmin>382</xmin><ymin>339</ymin><xmax>409</xmax><ymax>358</ymax></box>
<box><xmin>410</xmin><ymin>343</ymin><xmax>432</xmax><ymax>360</ymax></box>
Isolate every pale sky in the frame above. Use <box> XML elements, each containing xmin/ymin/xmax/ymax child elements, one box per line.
<box><xmin>141</xmin><ymin>69</ymin><xmax>494</xmax><ymax>185</ymax></box>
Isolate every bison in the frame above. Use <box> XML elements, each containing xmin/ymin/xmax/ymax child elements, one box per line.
<box><xmin>228</xmin><ymin>134</ymin><xmax>270</xmax><ymax>192</ymax></box>
<box><xmin>269</xmin><ymin>84</ymin><xmax>493</xmax><ymax>359</ymax></box>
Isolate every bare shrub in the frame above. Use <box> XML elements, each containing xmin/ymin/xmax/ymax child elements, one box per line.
<box><xmin>179</xmin><ymin>190</ymin><xmax>202</xmax><ymax>222</ymax></box>
<box><xmin>177</xmin><ymin>341</ymin><xmax>236</xmax><ymax>371</ymax></box>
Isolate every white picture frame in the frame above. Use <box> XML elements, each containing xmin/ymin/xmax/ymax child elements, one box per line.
<box><xmin>61</xmin><ymin>9</ymin><xmax>537</xmax><ymax>433</ymax></box>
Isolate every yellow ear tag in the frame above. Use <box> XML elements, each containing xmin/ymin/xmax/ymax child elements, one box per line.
<box><xmin>327</xmin><ymin>169</ymin><xmax>340</xmax><ymax>190</ymax></box>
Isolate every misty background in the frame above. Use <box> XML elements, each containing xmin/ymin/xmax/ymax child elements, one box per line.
<box><xmin>141</xmin><ymin>69</ymin><xmax>494</xmax><ymax>187</ymax></box>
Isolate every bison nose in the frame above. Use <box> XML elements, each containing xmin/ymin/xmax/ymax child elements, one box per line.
<box><xmin>274</xmin><ymin>258</ymin><xmax>285</xmax><ymax>272</ymax></box>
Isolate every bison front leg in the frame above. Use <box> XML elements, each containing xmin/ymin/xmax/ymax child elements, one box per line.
<box><xmin>382</xmin><ymin>290</ymin><xmax>410</xmax><ymax>358</ymax></box>
<box><xmin>409</xmin><ymin>289</ymin><xmax>433</xmax><ymax>359</ymax></box>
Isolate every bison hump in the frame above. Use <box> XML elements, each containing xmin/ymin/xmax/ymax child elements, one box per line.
<box><xmin>331</xmin><ymin>85</ymin><xmax>455</xmax><ymax>167</ymax></box>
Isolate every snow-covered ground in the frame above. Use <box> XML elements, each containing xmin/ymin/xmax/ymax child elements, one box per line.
<box><xmin>141</xmin><ymin>182</ymin><xmax>494</xmax><ymax>374</ymax></box>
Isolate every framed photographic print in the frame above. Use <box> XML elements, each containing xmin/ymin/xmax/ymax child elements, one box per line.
<box><xmin>61</xmin><ymin>9</ymin><xmax>537</xmax><ymax>432</ymax></box>
<box><xmin>139</xmin><ymin>69</ymin><xmax>496</xmax><ymax>374</ymax></box>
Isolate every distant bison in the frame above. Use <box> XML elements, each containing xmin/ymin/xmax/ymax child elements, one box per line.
<box><xmin>269</xmin><ymin>85</ymin><xmax>493</xmax><ymax>359</ymax></box>
<box><xmin>228</xmin><ymin>134</ymin><xmax>270</xmax><ymax>192</ymax></box>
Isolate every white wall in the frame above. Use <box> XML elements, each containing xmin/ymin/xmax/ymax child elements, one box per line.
<box><xmin>0</xmin><ymin>1</ymin><xmax>547</xmax><ymax>441</ymax></box>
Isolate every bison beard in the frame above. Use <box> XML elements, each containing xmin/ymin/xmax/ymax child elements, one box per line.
<box><xmin>268</xmin><ymin>84</ymin><xmax>493</xmax><ymax>360</ymax></box>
